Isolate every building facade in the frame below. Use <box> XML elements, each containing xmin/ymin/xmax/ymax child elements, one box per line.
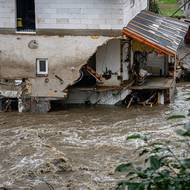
<box><xmin>0</xmin><ymin>0</ymin><xmax>147</xmax><ymax>34</ymax></box>
<box><xmin>0</xmin><ymin>0</ymin><xmax>148</xmax><ymax>112</ymax></box>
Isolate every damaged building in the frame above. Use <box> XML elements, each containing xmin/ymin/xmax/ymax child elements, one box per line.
<box><xmin>123</xmin><ymin>11</ymin><xmax>190</xmax><ymax>107</ymax></box>
<box><xmin>0</xmin><ymin>0</ymin><xmax>148</xmax><ymax>112</ymax></box>
<box><xmin>0</xmin><ymin>0</ymin><xmax>189</xmax><ymax>112</ymax></box>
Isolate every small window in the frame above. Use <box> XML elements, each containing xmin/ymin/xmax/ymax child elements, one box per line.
<box><xmin>36</xmin><ymin>59</ymin><xmax>48</xmax><ymax>76</ymax></box>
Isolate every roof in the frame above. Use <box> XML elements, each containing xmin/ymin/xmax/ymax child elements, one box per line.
<box><xmin>123</xmin><ymin>11</ymin><xmax>190</xmax><ymax>56</ymax></box>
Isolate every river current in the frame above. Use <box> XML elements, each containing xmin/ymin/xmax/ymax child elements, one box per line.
<box><xmin>0</xmin><ymin>83</ymin><xmax>190</xmax><ymax>190</ymax></box>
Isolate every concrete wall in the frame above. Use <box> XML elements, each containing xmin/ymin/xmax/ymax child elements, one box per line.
<box><xmin>96</xmin><ymin>39</ymin><xmax>121</xmax><ymax>86</ymax></box>
<box><xmin>183</xmin><ymin>0</ymin><xmax>190</xmax><ymax>18</ymax></box>
<box><xmin>0</xmin><ymin>34</ymin><xmax>111</xmax><ymax>98</ymax></box>
<box><xmin>35</xmin><ymin>0</ymin><xmax>123</xmax><ymax>30</ymax></box>
<box><xmin>122</xmin><ymin>40</ymin><xmax>130</xmax><ymax>81</ymax></box>
<box><xmin>36</xmin><ymin>0</ymin><xmax>147</xmax><ymax>30</ymax></box>
<box><xmin>146</xmin><ymin>53</ymin><xmax>167</xmax><ymax>76</ymax></box>
<box><xmin>0</xmin><ymin>0</ymin><xmax>147</xmax><ymax>100</ymax></box>
<box><xmin>0</xmin><ymin>0</ymin><xmax>147</xmax><ymax>33</ymax></box>
<box><xmin>0</xmin><ymin>0</ymin><xmax>15</xmax><ymax>29</ymax></box>
<box><xmin>65</xmin><ymin>88</ymin><xmax>131</xmax><ymax>105</ymax></box>
<box><xmin>123</xmin><ymin>0</ymin><xmax>148</xmax><ymax>26</ymax></box>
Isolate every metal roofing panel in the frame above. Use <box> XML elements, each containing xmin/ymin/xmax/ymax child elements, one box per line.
<box><xmin>123</xmin><ymin>11</ymin><xmax>190</xmax><ymax>55</ymax></box>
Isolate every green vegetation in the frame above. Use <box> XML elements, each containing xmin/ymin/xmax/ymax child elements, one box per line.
<box><xmin>159</xmin><ymin>0</ymin><xmax>177</xmax><ymax>4</ymax></box>
<box><xmin>115</xmin><ymin>122</ymin><xmax>190</xmax><ymax>190</ymax></box>
<box><xmin>157</xmin><ymin>0</ymin><xmax>183</xmax><ymax>17</ymax></box>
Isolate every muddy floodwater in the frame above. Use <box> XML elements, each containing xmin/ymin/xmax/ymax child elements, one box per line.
<box><xmin>0</xmin><ymin>83</ymin><xmax>190</xmax><ymax>190</ymax></box>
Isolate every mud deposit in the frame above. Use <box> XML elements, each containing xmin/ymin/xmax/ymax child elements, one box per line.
<box><xmin>0</xmin><ymin>83</ymin><xmax>190</xmax><ymax>190</ymax></box>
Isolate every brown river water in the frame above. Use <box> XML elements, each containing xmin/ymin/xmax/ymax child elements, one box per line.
<box><xmin>0</xmin><ymin>83</ymin><xmax>190</xmax><ymax>190</ymax></box>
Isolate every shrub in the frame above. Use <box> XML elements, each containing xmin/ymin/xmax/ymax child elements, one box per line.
<box><xmin>115</xmin><ymin>122</ymin><xmax>190</xmax><ymax>190</ymax></box>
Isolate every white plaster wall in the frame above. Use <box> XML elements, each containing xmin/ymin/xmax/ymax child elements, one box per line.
<box><xmin>146</xmin><ymin>53</ymin><xmax>166</xmax><ymax>76</ymax></box>
<box><xmin>0</xmin><ymin>34</ymin><xmax>111</xmax><ymax>97</ymax></box>
<box><xmin>96</xmin><ymin>39</ymin><xmax>121</xmax><ymax>86</ymax></box>
<box><xmin>35</xmin><ymin>0</ymin><xmax>123</xmax><ymax>30</ymax></box>
<box><xmin>0</xmin><ymin>0</ymin><xmax>147</xmax><ymax>30</ymax></box>
<box><xmin>181</xmin><ymin>0</ymin><xmax>190</xmax><ymax>18</ymax></box>
<box><xmin>0</xmin><ymin>0</ymin><xmax>16</xmax><ymax>28</ymax></box>
<box><xmin>122</xmin><ymin>42</ymin><xmax>130</xmax><ymax>81</ymax></box>
<box><xmin>35</xmin><ymin>0</ymin><xmax>147</xmax><ymax>30</ymax></box>
<box><xmin>65</xmin><ymin>88</ymin><xmax>131</xmax><ymax>105</ymax></box>
<box><xmin>184</xmin><ymin>2</ymin><xmax>190</xmax><ymax>18</ymax></box>
<box><xmin>123</xmin><ymin>0</ymin><xmax>148</xmax><ymax>26</ymax></box>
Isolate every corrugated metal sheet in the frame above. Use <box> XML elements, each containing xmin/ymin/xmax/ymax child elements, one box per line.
<box><xmin>123</xmin><ymin>11</ymin><xmax>189</xmax><ymax>55</ymax></box>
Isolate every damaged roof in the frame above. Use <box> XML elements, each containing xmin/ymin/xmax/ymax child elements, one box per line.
<box><xmin>123</xmin><ymin>11</ymin><xmax>189</xmax><ymax>55</ymax></box>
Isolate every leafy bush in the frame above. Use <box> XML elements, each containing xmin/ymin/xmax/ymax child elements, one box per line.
<box><xmin>115</xmin><ymin>122</ymin><xmax>190</xmax><ymax>190</ymax></box>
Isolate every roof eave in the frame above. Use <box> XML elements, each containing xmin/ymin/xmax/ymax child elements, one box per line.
<box><xmin>123</xmin><ymin>27</ymin><xmax>176</xmax><ymax>56</ymax></box>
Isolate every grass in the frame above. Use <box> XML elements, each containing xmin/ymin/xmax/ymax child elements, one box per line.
<box><xmin>157</xmin><ymin>0</ymin><xmax>183</xmax><ymax>17</ymax></box>
<box><xmin>159</xmin><ymin>0</ymin><xmax>177</xmax><ymax>4</ymax></box>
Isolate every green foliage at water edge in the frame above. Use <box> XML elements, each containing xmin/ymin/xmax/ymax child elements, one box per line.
<box><xmin>115</xmin><ymin>122</ymin><xmax>190</xmax><ymax>190</ymax></box>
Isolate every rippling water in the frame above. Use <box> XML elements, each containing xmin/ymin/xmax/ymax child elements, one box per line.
<box><xmin>0</xmin><ymin>83</ymin><xmax>190</xmax><ymax>190</ymax></box>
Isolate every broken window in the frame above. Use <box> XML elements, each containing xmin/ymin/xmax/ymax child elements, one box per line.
<box><xmin>36</xmin><ymin>59</ymin><xmax>48</xmax><ymax>76</ymax></box>
<box><xmin>16</xmin><ymin>0</ymin><xmax>36</xmax><ymax>32</ymax></box>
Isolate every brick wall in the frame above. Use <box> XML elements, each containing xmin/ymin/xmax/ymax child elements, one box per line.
<box><xmin>0</xmin><ymin>0</ymin><xmax>15</xmax><ymax>28</ymax></box>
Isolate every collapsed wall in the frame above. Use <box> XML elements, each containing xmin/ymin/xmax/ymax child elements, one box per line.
<box><xmin>0</xmin><ymin>34</ymin><xmax>116</xmax><ymax>112</ymax></box>
<box><xmin>0</xmin><ymin>34</ymin><xmax>112</xmax><ymax>98</ymax></box>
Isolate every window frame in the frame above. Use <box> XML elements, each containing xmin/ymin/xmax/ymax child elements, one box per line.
<box><xmin>36</xmin><ymin>58</ymin><xmax>48</xmax><ymax>76</ymax></box>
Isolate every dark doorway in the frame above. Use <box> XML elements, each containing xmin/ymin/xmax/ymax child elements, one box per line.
<box><xmin>16</xmin><ymin>0</ymin><xmax>36</xmax><ymax>31</ymax></box>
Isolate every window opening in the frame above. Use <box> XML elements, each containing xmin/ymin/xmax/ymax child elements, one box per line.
<box><xmin>36</xmin><ymin>59</ymin><xmax>48</xmax><ymax>76</ymax></box>
<box><xmin>16</xmin><ymin>0</ymin><xmax>36</xmax><ymax>32</ymax></box>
